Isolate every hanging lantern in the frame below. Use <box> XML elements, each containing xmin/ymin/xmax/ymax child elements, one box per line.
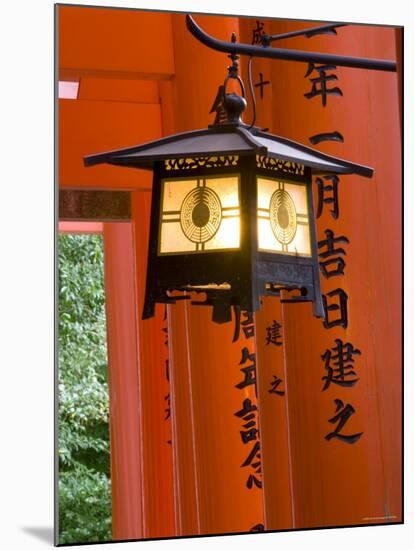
<box><xmin>84</xmin><ymin>33</ymin><xmax>373</xmax><ymax>323</ymax></box>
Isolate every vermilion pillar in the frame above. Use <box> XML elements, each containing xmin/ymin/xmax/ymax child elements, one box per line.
<box><xmin>166</xmin><ymin>13</ymin><xmax>265</xmax><ymax>535</ymax></box>
<box><xmin>266</xmin><ymin>20</ymin><xmax>401</xmax><ymax>528</ymax></box>
<box><xmin>255</xmin><ymin>299</ymin><xmax>294</xmax><ymax>530</ymax></box>
<box><xmin>104</xmin><ymin>203</ymin><xmax>176</xmax><ymax>541</ymax></box>
<box><xmin>103</xmin><ymin>223</ymin><xmax>143</xmax><ymax>540</ymax></box>
<box><xmin>239</xmin><ymin>18</ymin><xmax>295</xmax><ymax>531</ymax></box>
<box><xmin>131</xmin><ymin>190</ymin><xmax>176</xmax><ymax>538</ymax></box>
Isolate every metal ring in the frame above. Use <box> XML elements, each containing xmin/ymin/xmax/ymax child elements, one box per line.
<box><xmin>223</xmin><ymin>74</ymin><xmax>246</xmax><ymax>99</ymax></box>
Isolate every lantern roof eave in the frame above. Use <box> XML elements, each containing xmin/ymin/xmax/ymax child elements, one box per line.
<box><xmin>84</xmin><ymin>123</ymin><xmax>373</xmax><ymax>178</ymax></box>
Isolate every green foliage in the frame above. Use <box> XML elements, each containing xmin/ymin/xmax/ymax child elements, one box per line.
<box><xmin>59</xmin><ymin>465</ymin><xmax>112</xmax><ymax>544</ymax></box>
<box><xmin>58</xmin><ymin>234</ymin><xmax>112</xmax><ymax>544</ymax></box>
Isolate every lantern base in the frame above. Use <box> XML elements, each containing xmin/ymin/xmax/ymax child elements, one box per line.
<box><xmin>142</xmin><ymin>275</ymin><xmax>324</xmax><ymax>324</ymax></box>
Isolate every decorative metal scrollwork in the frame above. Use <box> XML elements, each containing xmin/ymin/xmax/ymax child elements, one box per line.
<box><xmin>256</xmin><ymin>155</ymin><xmax>305</xmax><ymax>176</ymax></box>
<box><xmin>180</xmin><ymin>186</ymin><xmax>222</xmax><ymax>243</ymax></box>
<box><xmin>269</xmin><ymin>189</ymin><xmax>297</xmax><ymax>245</ymax></box>
<box><xmin>165</xmin><ymin>155</ymin><xmax>239</xmax><ymax>171</ymax></box>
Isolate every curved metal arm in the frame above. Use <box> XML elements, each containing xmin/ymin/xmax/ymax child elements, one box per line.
<box><xmin>186</xmin><ymin>15</ymin><xmax>396</xmax><ymax>72</ymax></box>
<box><xmin>267</xmin><ymin>22</ymin><xmax>348</xmax><ymax>43</ymax></box>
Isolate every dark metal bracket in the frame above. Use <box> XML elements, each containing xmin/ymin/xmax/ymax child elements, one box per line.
<box><xmin>263</xmin><ymin>22</ymin><xmax>349</xmax><ymax>46</ymax></box>
<box><xmin>186</xmin><ymin>15</ymin><xmax>397</xmax><ymax>72</ymax></box>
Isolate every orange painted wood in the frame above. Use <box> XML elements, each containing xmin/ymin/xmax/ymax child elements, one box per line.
<box><xmin>167</xmin><ymin>300</ymin><xmax>201</xmax><ymax>536</ymax></box>
<box><xmin>58</xmin><ymin>7</ymin><xmax>177</xmax><ymax>538</ymax></box>
<box><xmin>239</xmin><ymin>19</ymin><xmax>273</xmax><ymax>131</ymax></box>
<box><xmin>267</xmin><ymin>20</ymin><xmax>401</xmax><ymax>528</ymax></box>
<box><xmin>395</xmin><ymin>28</ymin><xmax>402</xmax><ymax>137</ymax></box>
<box><xmin>158</xmin><ymin>80</ymin><xmax>177</xmax><ymax>137</ymax></box>
<box><xmin>57</xmin><ymin>5</ymin><xmax>174</xmax><ymax>80</ymax></box>
<box><xmin>239</xmin><ymin>18</ymin><xmax>294</xmax><ymax>531</ymax></box>
<box><xmin>131</xmin><ymin>191</ymin><xmax>176</xmax><ymax>538</ymax></box>
<box><xmin>59</xmin><ymin>98</ymin><xmax>161</xmax><ymax>190</ymax></box>
<box><xmin>166</xmin><ymin>14</ymin><xmax>264</xmax><ymax>535</ymax></box>
<box><xmin>103</xmin><ymin>223</ymin><xmax>143</xmax><ymax>540</ymax></box>
<box><xmin>78</xmin><ymin>78</ymin><xmax>160</xmax><ymax>104</ymax></box>
<box><xmin>150</xmin><ymin>68</ymin><xmax>193</xmax><ymax>537</ymax></box>
<box><xmin>168</xmin><ymin>301</ymin><xmax>264</xmax><ymax>534</ymax></box>
<box><xmin>156</xmin><ymin>77</ymin><xmax>199</xmax><ymax>537</ymax></box>
<box><xmin>58</xmin><ymin>221</ymin><xmax>103</xmax><ymax>234</ymax></box>
<box><xmin>358</xmin><ymin>25</ymin><xmax>402</xmax><ymax>524</ymax></box>
<box><xmin>254</xmin><ymin>299</ymin><xmax>294</xmax><ymax>530</ymax></box>
<box><xmin>171</xmin><ymin>14</ymin><xmax>243</xmax><ymax>133</ymax></box>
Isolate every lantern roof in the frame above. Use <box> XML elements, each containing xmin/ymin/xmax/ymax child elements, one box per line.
<box><xmin>84</xmin><ymin>123</ymin><xmax>373</xmax><ymax>178</ymax></box>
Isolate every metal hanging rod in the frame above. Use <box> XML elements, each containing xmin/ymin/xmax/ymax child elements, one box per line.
<box><xmin>266</xmin><ymin>22</ymin><xmax>348</xmax><ymax>43</ymax></box>
<box><xmin>186</xmin><ymin>15</ymin><xmax>397</xmax><ymax>72</ymax></box>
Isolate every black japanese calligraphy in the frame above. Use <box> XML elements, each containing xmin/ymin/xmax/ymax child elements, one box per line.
<box><xmin>235</xmin><ymin>347</ymin><xmax>257</xmax><ymax>395</ymax></box>
<box><xmin>265</xmin><ymin>320</ymin><xmax>283</xmax><ymax>346</ymax></box>
<box><xmin>254</xmin><ymin>72</ymin><xmax>270</xmax><ymax>99</ymax></box>
<box><xmin>322</xmin><ymin>288</ymin><xmax>348</xmax><ymax>329</ymax></box>
<box><xmin>237</xmin><ymin>408</ymin><xmax>259</xmax><ymax>445</ymax></box>
<box><xmin>242</xmin><ymin>441</ymin><xmax>261</xmax><ymax>468</ymax></box>
<box><xmin>315</xmin><ymin>175</ymin><xmax>340</xmax><ymax>219</ymax></box>
<box><xmin>164</xmin><ymin>393</ymin><xmax>171</xmax><ymax>420</ymax></box>
<box><xmin>252</xmin><ymin>20</ymin><xmax>265</xmax><ymax>45</ymax></box>
<box><xmin>235</xmin><ymin>398</ymin><xmax>257</xmax><ymax>418</ymax></box>
<box><xmin>163</xmin><ymin>309</ymin><xmax>171</xmax><ymax>433</ymax></box>
<box><xmin>302</xmin><ymin>31</ymin><xmax>364</xmax><ymax>448</ymax></box>
<box><xmin>234</xmin><ymin>399</ymin><xmax>261</xmax><ymax>488</ymax></box>
<box><xmin>309</xmin><ymin>131</ymin><xmax>344</xmax><ymax>145</ymax></box>
<box><xmin>325</xmin><ymin>399</ymin><xmax>363</xmax><ymax>444</ymax></box>
<box><xmin>234</xmin><ymin>318</ymin><xmax>261</xmax><ymax>490</ymax></box>
<box><xmin>268</xmin><ymin>375</ymin><xmax>285</xmax><ymax>397</ymax></box>
<box><xmin>242</xmin><ymin>441</ymin><xmax>262</xmax><ymax>489</ymax></box>
<box><xmin>321</xmin><ymin>339</ymin><xmax>361</xmax><ymax>391</ymax></box>
<box><xmin>318</xmin><ymin>229</ymin><xmax>350</xmax><ymax>279</ymax></box>
<box><xmin>304</xmin><ymin>63</ymin><xmax>343</xmax><ymax>107</ymax></box>
<box><xmin>232</xmin><ymin>307</ymin><xmax>255</xmax><ymax>343</ymax></box>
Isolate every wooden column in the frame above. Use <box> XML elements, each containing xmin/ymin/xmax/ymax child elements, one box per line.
<box><xmin>104</xmin><ymin>199</ymin><xmax>176</xmax><ymax>541</ymax></box>
<box><xmin>255</xmin><ymin>299</ymin><xmax>294</xmax><ymax>529</ymax></box>
<box><xmin>239</xmin><ymin>18</ymin><xmax>295</xmax><ymax>531</ymax></box>
<box><xmin>267</xmin><ymin>20</ymin><xmax>401</xmax><ymax>528</ymax></box>
<box><xmin>395</xmin><ymin>27</ymin><xmax>403</xmax><ymax>137</ymax></box>
<box><xmin>131</xmin><ymin>190</ymin><xmax>176</xmax><ymax>539</ymax></box>
<box><xmin>103</xmin><ymin>223</ymin><xmax>143</xmax><ymax>540</ymax></box>
<box><xmin>166</xmin><ymin>13</ymin><xmax>265</xmax><ymax>535</ymax></box>
<box><xmin>58</xmin><ymin>7</ymin><xmax>180</xmax><ymax>540</ymax></box>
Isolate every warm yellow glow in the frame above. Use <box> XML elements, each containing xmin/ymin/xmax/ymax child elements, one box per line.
<box><xmin>186</xmin><ymin>283</ymin><xmax>231</xmax><ymax>290</ymax></box>
<box><xmin>257</xmin><ymin>176</ymin><xmax>311</xmax><ymax>256</ymax></box>
<box><xmin>203</xmin><ymin>217</ymin><xmax>240</xmax><ymax>250</ymax></box>
<box><xmin>159</xmin><ymin>175</ymin><xmax>241</xmax><ymax>255</ymax></box>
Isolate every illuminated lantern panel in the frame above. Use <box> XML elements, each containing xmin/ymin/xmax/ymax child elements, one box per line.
<box><xmin>85</xmin><ymin>118</ymin><xmax>373</xmax><ymax>321</ymax></box>
<box><xmin>159</xmin><ymin>175</ymin><xmax>241</xmax><ymax>255</ymax></box>
<box><xmin>257</xmin><ymin>176</ymin><xmax>311</xmax><ymax>256</ymax></box>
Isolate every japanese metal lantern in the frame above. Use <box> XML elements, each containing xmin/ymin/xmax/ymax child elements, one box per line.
<box><xmin>84</xmin><ymin>79</ymin><xmax>373</xmax><ymax>323</ymax></box>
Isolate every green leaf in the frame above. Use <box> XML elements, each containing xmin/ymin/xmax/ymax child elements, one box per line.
<box><xmin>58</xmin><ymin>234</ymin><xmax>112</xmax><ymax>544</ymax></box>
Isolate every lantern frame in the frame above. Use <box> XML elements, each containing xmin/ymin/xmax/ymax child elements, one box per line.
<box><xmin>83</xmin><ymin>14</ymin><xmax>382</xmax><ymax>323</ymax></box>
<box><xmin>85</xmin><ymin>121</ymin><xmax>373</xmax><ymax>323</ymax></box>
<box><xmin>143</xmin><ymin>151</ymin><xmax>322</xmax><ymax>322</ymax></box>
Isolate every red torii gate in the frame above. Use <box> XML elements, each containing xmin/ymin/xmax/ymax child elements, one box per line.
<box><xmin>58</xmin><ymin>5</ymin><xmax>402</xmax><ymax>540</ymax></box>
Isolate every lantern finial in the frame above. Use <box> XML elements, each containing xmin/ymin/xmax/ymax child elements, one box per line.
<box><xmin>209</xmin><ymin>32</ymin><xmax>247</xmax><ymax>127</ymax></box>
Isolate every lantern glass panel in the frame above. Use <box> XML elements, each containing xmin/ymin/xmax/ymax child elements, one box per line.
<box><xmin>159</xmin><ymin>175</ymin><xmax>241</xmax><ymax>255</ymax></box>
<box><xmin>257</xmin><ymin>176</ymin><xmax>311</xmax><ymax>256</ymax></box>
